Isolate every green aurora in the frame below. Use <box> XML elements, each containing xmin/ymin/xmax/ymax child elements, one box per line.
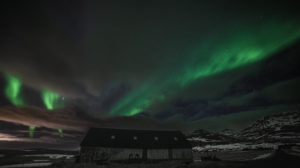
<box><xmin>4</xmin><ymin>74</ymin><xmax>24</xmax><ymax>106</ymax></box>
<box><xmin>110</xmin><ymin>19</ymin><xmax>300</xmax><ymax>116</ymax></box>
<box><xmin>4</xmin><ymin>75</ymin><xmax>64</xmax><ymax>138</ymax></box>
<box><xmin>178</xmin><ymin>20</ymin><xmax>300</xmax><ymax>86</ymax></box>
<box><xmin>41</xmin><ymin>90</ymin><xmax>60</xmax><ymax>110</ymax></box>
<box><xmin>4</xmin><ymin>75</ymin><xmax>36</xmax><ymax>138</ymax></box>
<box><xmin>58</xmin><ymin>129</ymin><xmax>63</xmax><ymax>137</ymax></box>
<box><xmin>41</xmin><ymin>90</ymin><xmax>64</xmax><ymax>137</ymax></box>
<box><xmin>29</xmin><ymin>126</ymin><xmax>35</xmax><ymax>138</ymax></box>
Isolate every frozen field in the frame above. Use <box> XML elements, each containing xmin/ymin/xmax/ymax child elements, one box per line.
<box><xmin>192</xmin><ymin>142</ymin><xmax>281</xmax><ymax>152</ymax></box>
<box><xmin>0</xmin><ymin>149</ymin><xmax>299</xmax><ymax>168</ymax></box>
<box><xmin>0</xmin><ymin>163</ymin><xmax>52</xmax><ymax>168</ymax></box>
<box><xmin>193</xmin><ymin>149</ymin><xmax>274</xmax><ymax>161</ymax></box>
<box><xmin>23</xmin><ymin>154</ymin><xmax>74</xmax><ymax>159</ymax></box>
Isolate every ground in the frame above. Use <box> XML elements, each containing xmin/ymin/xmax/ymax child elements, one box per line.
<box><xmin>0</xmin><ymin>149</ymin><xmax>299</xmax><ymax>168</ymax></box>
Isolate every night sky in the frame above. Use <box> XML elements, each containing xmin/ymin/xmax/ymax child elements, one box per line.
<box><xmin>1</xmin><ymin>0</ymin><xmax>300</xmax><ymax>150</ymax></box>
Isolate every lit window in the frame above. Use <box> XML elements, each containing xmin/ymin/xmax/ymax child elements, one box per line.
<box><xmin>111</xmin><ymin>135</ymin><xmax>115</xmax><ymax>139</ymax></box>
<box><xmin>174</xmin><ymin>137</ymin><xmax>178</xmax><ymax>140</ymax></box>
<box><xmin>154</xmin><ymin>137</ymin><xmax>158</xmax><ymax>140</ymax></box>
<box><xmin>134</xmin><ymin>136</ymin><xmax>137</xmax><ymax>140</ymax></box>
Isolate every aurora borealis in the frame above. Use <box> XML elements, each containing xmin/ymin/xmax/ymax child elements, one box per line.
<box><xmin>109</xmin><ymin>19</ymin><xmax>300</xmax><ymax>116</ymax></box>
<box><xmin>4</xmin><ymin>74</ymin><xmax>24</xmax><ymax>106</ymax></box>
<box><xmin>3</xmin><ymin>75</ymin><xmax>64</xmax><ymax>138</ymax></box>
<box><xmin>29</xmin><ymin>126</ymin><xmax>35</xmax><ymax>139</ymax></box>
<box><xmin>41</xmin><ymin>90</ymin><xmax>64</xmax><ymax>137</ymax></box>
<box><xmin>0</xmin><ymin>0</ymin><xmax>300</xmax><ymax>149</ymax></box>
<box><xmin>41</xmin><ymin>90</ymin><xmax>61</xmax><ymax>110</ymax></box>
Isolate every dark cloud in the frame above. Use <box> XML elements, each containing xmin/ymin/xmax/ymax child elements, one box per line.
<box><xmin>0</xmin><ymin>106</ymin><xmax>199</xmax><ymax>133</ymax></box>
<box><xmin>262</xmin><ymin>77</ymin><xmax>300</xmax><ymax>101</ymax></box>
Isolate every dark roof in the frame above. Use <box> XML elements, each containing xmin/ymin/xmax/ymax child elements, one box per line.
<box><xmin>80</xmin><ymin>127</ymin><xmax>192</xmax><ymax>149</ymax></box>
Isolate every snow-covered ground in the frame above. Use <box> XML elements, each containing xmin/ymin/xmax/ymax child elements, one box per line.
<box><xmin>33</xmin><ymin>160</ymin><xmax>50</xmax><ymax>162</ymax></box>
<box><xmin>253</xmin><ymin>153</ymin><xmax>272</xmax><ymax>160</ymax></box>
<box><xmin>0</xmin><ymin>163</ymin><xmax>52</xmax><ymax>168</ymax></box>
<box><xmin>292</xmin><ymin>146</ymin><xmax>300</xmax><ymax>152</ymax></box>
<box><xmin>187</xmin><ymin>137</ymin><xmax>219</xmax><ymax>142</ymax></box>
<box><xmin>23</xmin><ymin>154</ymin><xmax>74</xmax><ymax>159</ymax></box>
<box><xmin>193</xmin><ymin>142</ymin><xmax>282</xmax><ymax>152</ymax></box>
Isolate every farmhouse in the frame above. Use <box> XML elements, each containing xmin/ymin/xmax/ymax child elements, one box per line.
<box><xmin>79</xmin><ymin>127</ymin><xmax>192</xmax><ymax>163</ymax></box>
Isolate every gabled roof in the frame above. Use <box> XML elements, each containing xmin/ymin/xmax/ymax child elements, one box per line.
<box><xmin>80</xmin><ymin>127</ymin><xmax>192</xmax><ymax>149</ymax></box>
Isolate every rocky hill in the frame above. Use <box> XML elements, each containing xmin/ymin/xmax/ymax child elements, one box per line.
<box><xmin>188</xmin><ymin>110</ymin><xmax>300</xmax><ymax>152</ymax></box>
<box><xmin>243</xmin><ymin>110</ymin><xmax>300</xmax><ymax>132</ymax></box>
<box><xmin>189</xmin><ymin>110</ymin><xmax>300</xmax><ymax>143</ymax></box>
<box><xmin>185</xmin><ymin>129</ymin><xmax>238</xmax><ymax>147</ymax></box>
<box><xmin>240</xmin><ymin>110</ymin><xmax>300</xmax><ymax>140</ymax></box>
<box><xmin>186</xmin><ymin>110</ymin><xmax>300</xmax><ymax>142</ymax></box>
<box><xmin>218</xmin><ymin>129</ymin><xmax>241</xmax><ymax>138</ymax></box>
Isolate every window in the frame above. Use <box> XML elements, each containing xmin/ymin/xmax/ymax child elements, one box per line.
<box><xmin>174</xmin><ymin>137</ymin><xmax>178</xmax><ymax>140</ymax></box>
<box><xmin>111</xmin><ymin>135</ymin><xmax>115</xmax><ymax>139</ymax></box>
<box><xmin>154</xmin><ymin>137</ymin><xmax>158</xmax><ymax>140</ymax></box>
<box><xmin>134</xmin><ymin>136</ymin><xmax>137</xmax><ymax>140</ymax></box>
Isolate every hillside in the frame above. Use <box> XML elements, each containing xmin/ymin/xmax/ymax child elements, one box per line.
<box><xmin>189</xmin><ymin>110</ymin><xmax>300</xmax><ymax>152</ymax></box>
<box><xmin>240</xmin><ymin>110</ymin><xmax>300</xmax><ymax>140</ymax></box>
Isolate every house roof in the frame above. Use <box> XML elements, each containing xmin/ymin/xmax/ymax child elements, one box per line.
<box><xmin>80</xmin><ymin>127</ymin><xmax>192</xmax><ymax>149</ymax></box>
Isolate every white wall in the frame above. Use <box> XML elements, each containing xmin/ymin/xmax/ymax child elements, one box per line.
<box><xmin>80</xmin><ymin>147</ymin><xmax>192</xmax><ymax>162</ymax></box>
<box><xmin>147</xmin><ymin>149</ymin><xmax>168</xmax><ymax>159</ymax></box>
<box><xmin>80</xmin><ymin>147</ymin><xmax>142</xmax><ymax>162</ymax></box>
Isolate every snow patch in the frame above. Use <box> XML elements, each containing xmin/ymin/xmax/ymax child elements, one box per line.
<box><xmin>292</xmin><ymin>146</ymin><xmax>300</xmax><ymax>152</ymax></box>
<box><xmin>275</xmin><ymin>127</ymin><xmax>281</xmax><ymax>131</ymax></box>
<box><xmin>0</xmin><ymin>163</ymin><xmax>52</xmax><ymax>168</ymax></box>
<box><xmin>23</xmin><ymin>154</ymin><xmax>74</xmax><ymax>159</ymax></box>
<box><xmin>193</xmin><ymin>142</ymin><xmax>281</xmax><ymax>152</ymax></box>
<box><xmin>253</xmin><ymin>153</ymin><xmax>272</xmax><ymax>160</ymax></box>
<box><xmin>33</xmin><ymin>160</ymin><xmax>50</xmax><ymax>162</ymax></box>
<box><xmin>187</xmin><ymin>137</ymin><xmax>217</xmax><ymax>142</ymax></box>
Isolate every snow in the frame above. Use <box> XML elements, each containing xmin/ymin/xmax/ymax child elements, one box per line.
<box><xmin>253</xmin><ymin>134</ymin><xmax>267</xmax><ymax>139</ymax></box>
<box><xmin>194</xmin><ymin>160</ymin><xmax>201</xmax><ymax>162</ymax></box>
<box><xmin>273</xmin><ymin>135</ymin><xmax>300</xmax><ymax>139</ymax></box>
<box><xmin>253</xmin><ymin>153</ymin><xmax>272</xmax><ymax>160</ymax></box>
<box><xmin>0</xmin><ymin>163</ymin><xmax>52</xmax><ymax>168</ymax></box>
<box><xmin>187</xmin><ymin>137</ymin><xmax>211</xmax><ymax>142</ymax></box>
<box><xmin>292</xmin><ymin>146</ymin><xmax>300</xmax><ymax>152</ymax></box>
<box><xmin>193</xmin><ymin>142</ymin><xmax>281</xmax><ymax>152</ymax></box>
<box><xmin>33</xmin><ymin>160</ymin><xmax>50</xmax><ymax>162</ymax></box>
<box><xmin>23</xmin><ymin>154</ymin><xmax>74</xmax><ymax>159</ymax></box>
<box><xmin>219</xmin><ymin>129</ymin><xmax>238</xmax><ymax>136</ymax></box>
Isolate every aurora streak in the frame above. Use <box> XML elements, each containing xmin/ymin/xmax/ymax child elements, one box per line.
<box><xmin>110</xmin><ymin>19</ymin><xmax>300</xmax><ymax>116</ymax></box>
<box><xmin>41</xmin><ymin>90</ymin><xmax>60</xmax><ymax>110</ymax></box>
<box><xmin>41</xmin><ymin>90</ymin><xmax>64</xmax><ymax>136</ymax></box>
<box><xmin>29</xmin><ymin>126</ymin><xmax>35</xmax><ymax>138</ymax></box>
<box><xmin>58</xmin><ymin>129</ymin><xmax>63</xmax><ymax>137</ymax></box>
<box><xmin>4</xmin><ymin>74</ymin><xmax>24</xmax><ymax>106</ymax></box>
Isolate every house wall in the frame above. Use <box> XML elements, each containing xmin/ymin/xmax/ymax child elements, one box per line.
<box><xmin>79</xmin><ymin>146</ymin><xmax>142</xmax><ymax>163</ymax></box>
<box><xmin>147</xmin><ymin>149</ymin><xmax>168</xmax><ymax>159</ymax></box>
<box><xmin>79</xmin><ymin>146</ymin><xmax>192</xmax><ymax>163</ymax></box>
<box><xmin>172</xmin><ymin>148</ymin><xmax>193</xmax><ymax>159</ymax></box>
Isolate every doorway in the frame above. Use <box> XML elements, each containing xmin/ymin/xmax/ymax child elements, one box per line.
<box><xmin>142</xmin><ymin>148</ymin><xmax>147</xmax><ymax>160</ymax></box>
<box><xmin>168</xmin><ymin>149</ymin><xmax>173</xmax><ymax>159</ymax></box>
